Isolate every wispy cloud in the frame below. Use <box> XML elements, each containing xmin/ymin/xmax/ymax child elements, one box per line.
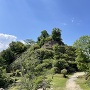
<box><xmin>61</xmin><ymin>23</ymin><xmax>67</xmax><ymax>26</ymax></box>
<box><xmin>71</xmin><ymin>17</ymin><xmax>75</xmax><ymax>23</ymax></box>
<box><xmin>0</xmin><ymin>33</ymin><xmax>17</xmax><ymax>51</ymax></box>
<box><xmin>71</xmin><ymin>17</ymin><xmax>81</xmax><ymax>25</ymax></box>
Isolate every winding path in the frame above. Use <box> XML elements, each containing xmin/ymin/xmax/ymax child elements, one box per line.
<box><xmin>65</xmin><ymin>72</ymin><xmax>85</xmax><ymax>90</ymax></box>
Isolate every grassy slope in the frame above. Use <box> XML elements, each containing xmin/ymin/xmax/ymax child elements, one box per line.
<box><xmin>47</xmin><ymin>74</ymin><xmax>67</xmax><ymax>90</ymax></box>
<box><xmin>76</xmin><ymin>76</ymin><xmax>90</xmax><ymax>90</ymax></box>
<box><xmin>8</xmin><ymin>74</ymin><xmax>67</xmax><ymax>90</ymax></box>
<box><xmin>8</xmin><ymin>47</ymin><xmax>68</xmax><ymax>90</ymax></box>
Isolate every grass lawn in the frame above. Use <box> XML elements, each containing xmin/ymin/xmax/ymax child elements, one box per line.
<box><xmin>47</xmin><ymin>74</ymin><xmax>68</xmax><ymax>90</ymax></box>
<box><xmin>76</xmin><ymin>76</ymin><xmax>90</xmax><ymax>90</ymax></box>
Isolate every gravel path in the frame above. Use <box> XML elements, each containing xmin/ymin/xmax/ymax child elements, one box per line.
<box><xmin>65</xmin><ymin>72</ymin><xmax>85</xmax><ymax>90</ymax></box>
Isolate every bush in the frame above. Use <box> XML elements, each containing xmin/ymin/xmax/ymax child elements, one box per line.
<box><xmin>15</xmin><ymin>70</ymin><xmax>22</xmax><ymax>77</ymax></box>
<box><xmin>34</xmin><ymin>76</ymin><xmax>51</xmax><ymax>90</ymax></box>
<box><xmin>35</xmin><ymin>49</ymin><xmax>53</xmax><ymax>60</ymax></box>
<box><xmin>0</xmin><ymin>68</ymin><xmax>14</xmax><ymax>88</ymax></box>
<box><xmin>61</xmin><ymin>69</ymin><xmax>67</xmax><ymax>78</ymax></box>
<box><xmin>50</xmin><ymin>67</ymin><xmax>58</xmax><ymax>74</ymax></box>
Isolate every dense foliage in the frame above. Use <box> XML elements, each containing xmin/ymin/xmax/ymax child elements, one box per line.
<box><xmin>0</xmin><ymin>28</ymin><xmax>90</xmax><ymax>89</ymax></box>
<box><xmin>37</xmin><ymin>30</ymin><xmax>49</xmax><ymax>47</ymax></box>
<box><xmin>52</xmin><ymin>28</ymin><xmax>64</xmax><ymax>45</ymax></box>
<box><xmin>73</xmin><ymin>35</ymin><xmax>90</xmax><ymax>71</ymax></box>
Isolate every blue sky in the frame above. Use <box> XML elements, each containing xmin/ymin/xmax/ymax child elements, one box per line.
<box><xmin>0</xmin><ymin>0</ymin><xmax>90</xmax><ymax>50</ymax></box>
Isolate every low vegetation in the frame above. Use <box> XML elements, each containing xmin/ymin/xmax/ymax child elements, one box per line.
<box><xmin>76</xmin><ymin>75</ymin><xmax>90</xmax><ymax>90</ymax></box>
<box><xmin>47</xmin><ymin>74</ymin><xmax>67</xmax><ymax>90</ymax></box>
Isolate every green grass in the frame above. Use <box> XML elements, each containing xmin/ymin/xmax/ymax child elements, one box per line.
<box><xmin>76</xmin><ymin>76</ymin><xmax>90</xmax><ymax>90</ymax></box>
<box><xmin>47</xmin><ymin>74</ymin><xmax>68</xmax><ymax>90</ymax></box>
<box><xmin>8</xmin><ymin>74</ymin><xmax>68</xmax><ymax>90</ymax></box>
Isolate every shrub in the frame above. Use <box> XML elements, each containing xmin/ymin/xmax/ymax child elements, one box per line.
<box><xmin>61</xmin><ymin>69</ymin><xmax>67</xmax><ymax>78</ymax></box>
<box><xmin>50</xmin><ymin>67</ymin><xmax>58</xmax><ymax>74</ymax></box>
<box><xmin>35</xmin><ymin>49</ymin><xmax>53</xmax><ymax>60</ymax></box>
<box><xmin>0</xmin><ymin>67</ymin><xmax>14</xmax><ymax>88</ymax></box>
<box><xmin>15</xmin><ymin>70</ymin><xmax>22</xmax><ymax>77</ymax></box>
<box><xmin>34</xmin><ymin>76</ymin><xmax>51</xmax><ymax>90</ymax></box>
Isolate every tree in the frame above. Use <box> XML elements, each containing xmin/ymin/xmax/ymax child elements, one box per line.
<box><xmin>53</xmin><ymin>59</ymin><xmax>68</xmax><ymax>72</ymax></box>
<box><xmin>73</xmin><ymin>35</ymin><xmax>90</xmax><ymax>71</ymax></box>
<box><xmin>73</xmin><ymin>35</ymin><xmax>90</xmax><ymax>56</ymax></box>
<box><xmin>52</xmin><ymin>28</ymin><xmax>64</xmax><ymax>45</ymax></box>
<box><xmin>41</xmin><ymin>30</ymin><xmax>49</xmax><ymax>38</ymax></box>
<box><xmin>24</xmin><ymin>39</ymin><xmax>35</xmax><ymax>45</ymax></box>
<box><xmin>9</xmin><ymin>41</ymin><xmax>26</xmax><ymax>54</ymax></box>
<box><xmin>75</xmin><ymin>48</ymin><xmax>89</xmax><ymax>71</ymax></box>
<box><xmin>0</xmin><ymin>56</ymin><xmax>5</xmax><ymax>67</ymax></box>
<box><xmin>35</xmin><ymin>49</ymin><xmax>53</xmax><ymax>61</ymax></box>
<box><xmin>53</xmin><ymin>44</ymin><xmax>66</xmax><ymax>59</ymax></box>
<box><xmin>37</xmin><ymin>30</ymin><xmax>49</xmax><ymax>47</ymax></box>
<box><xmin>1</xmin><ymin>49</ymin><xmax>15</xmax><ymax>65</ymax></box>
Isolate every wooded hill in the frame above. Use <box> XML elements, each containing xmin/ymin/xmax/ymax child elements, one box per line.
<box><xmin>0</xmin><ymin>28</ymin><xmax>90</xmax><ymax>90</ymax></box>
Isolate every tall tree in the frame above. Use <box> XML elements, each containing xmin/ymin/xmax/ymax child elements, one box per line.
<box><xmin>73</xmin><ymin>35</ymin><xmax>90</xmax><ymax>71</ymax></box>
<box><xmin>52</xmin><ymin>28</ymin><xmax>64</xmax><ymax>45</ymax></box>
<box><xmin>73</xmin><ymin>35</ymin><xmax>90</xmax><ymax>56</ymax></box>
<box><xmin>37</xmin><ymin>30</ymin><xmax>49</xmax><ymax>47</ymax></box>
<box><xmin>41</xmin><ymin>30</ymin><xmax>49</xmax><ymax>38</ymax></box>
<box><xmin>75</xmin><ymin>48</ymin><xmax>89</xmax><ymax>71</ymax></box>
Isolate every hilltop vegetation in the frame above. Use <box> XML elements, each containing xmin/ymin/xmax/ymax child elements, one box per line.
<box><xmin>0</xmin><ymin>28</ymin><xmax>90</xmax><ymax>90</ymax></box>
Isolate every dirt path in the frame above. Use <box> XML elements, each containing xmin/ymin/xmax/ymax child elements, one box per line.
<box><xmin>65</xmin><ymin>72</ymin><xmax>85</xmax><ymax>90</ymax></box>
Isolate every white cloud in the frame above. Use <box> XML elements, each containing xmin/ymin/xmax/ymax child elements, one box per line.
<box><xmin>71</xmin><ymin>17</ymin><xmax>82</xmax><ymax>25</ymax></box>
<box><xmin>0</xmin><ymin>33</ymin><xmax>17</xmax><ymax>51</ymax></box>
<box><xmin>20</xmin><ymin>40</ymin><xmax>26</xmax><ymax>44</ymax></box>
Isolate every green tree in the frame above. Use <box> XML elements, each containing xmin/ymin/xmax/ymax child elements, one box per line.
<box><xmin>52</xmin><ymin>28</ymin><xmax>64</xmax><ymax>45</ymax></box>
<box><xmin>35</xmin><ymin>49</ymin><xmax>53</xmax><ymax>61</ymax></box>
<box><xmin>73</xmin><ymin>35</ymin><xmax>90</xmax><ymax>56</ymax></box>
<box><xmin>75</xmin><ymin>48</ymin><xmax>89</xmax><ymax>71</ymax></box>
<box><xmin>73</xmin><ymin>35</ymin><xmax>90</xmax><ymax>71</ymax></box>
<box><xmin>53</xmin><ymin>59</ymin><xmax>68</xmax><ymax>72</ymax></box>
<box><xmin>41</xmin><ymin>30</ymin><xmax>49</xmax><ymax>38</ymax></box>
<box><xmin>64</xmin><ymin>46</ymin><xmax>77</xmax><ymax>72</ymax></box>
<box><xmin>0</xmin><ymin>56</ymin><xmax>5</xmax><ymax>67</ymax></box>
<box><xmin>1</xmin><ymin>49</ymin><xmax>15</xmax><ymax>65</ymax></box>
<box><xmin>9</xmin><ymin>41</ymin><xmax>26</xmax><ymax>54</ymax></box>
<box><xmin>37</xmin><ymin>30</ymin><xmax>49</xmax><ymax>47</ymax></box>
<box><xmin>53</xmin><ymin>44</ymin><xmax>65</xmax><ymax>59</ymax></box>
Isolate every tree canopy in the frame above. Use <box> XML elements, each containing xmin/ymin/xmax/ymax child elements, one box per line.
<box><xmin>73</xmin><ymin>35</ymin><xmax>90</xmax><ymax>71</ymax></box>
<box><xmin>9</xmin><ymin>41</ymin><xmax>26</xmax><ymax>54</ymax></box>
<box><xmin>52</xmin><ymin>28</ymin><xmax>64</xmax><ymax>45</ymax></box>
<box><xmin>37</xmin><ymin>30</ymin><xmax>49</xmax><ymax>47</ymax></box>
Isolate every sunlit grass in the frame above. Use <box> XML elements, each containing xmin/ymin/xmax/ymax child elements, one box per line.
<box><xmin>47</xmin><ymin>74</ymin><xmax>68</xmax><ymax>90</ymax></box>
<box><xmin>76</xmin><ymin>76</ymin><xmax>90</xmax><ymax>90</ymax></box>
<box><xmin>8</xmin><ymin>74</ymin><xmax>67</xmax><ymax>90</ymax></box>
